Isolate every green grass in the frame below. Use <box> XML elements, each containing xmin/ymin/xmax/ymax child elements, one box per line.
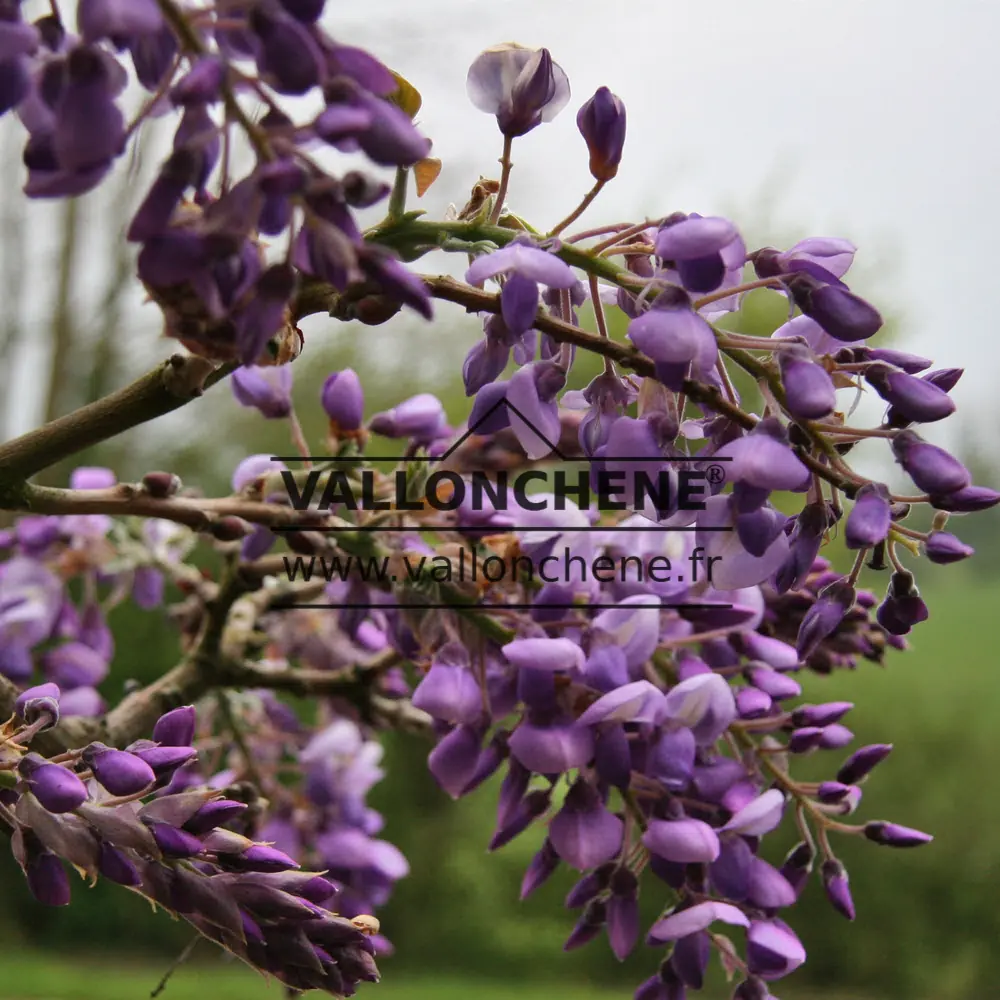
<box><xmin>0</xmin><ymin>954</ymin><xmax>867</xmax><ymax>1000</ymax></box>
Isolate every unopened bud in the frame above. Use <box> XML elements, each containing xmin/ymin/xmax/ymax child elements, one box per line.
<box><xmin>141</xmin><ymin>471</ymin><xmax>182</xmax><ymax>498</ymax></box>
<box><xmin>210</xmin><ymin>516</ymin><xmax>250</xmax><ymax>541</ymax></box>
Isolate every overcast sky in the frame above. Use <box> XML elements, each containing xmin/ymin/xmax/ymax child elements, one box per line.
<box><xmin>4</xmin><ymin>1</ymin><xmax>998</xmax><ymax>465</ymax></box>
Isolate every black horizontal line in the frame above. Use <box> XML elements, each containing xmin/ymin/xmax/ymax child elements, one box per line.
<box><xmin>272</xmin><ymin>525</ymin><xmax>733</xmax><ymax>533</ymax></box>
<box><xmin>270</xmin><ymin>456</ymin><xmax>733</xmax><ymax>464</ymax></box>
<box><xmin>272</xmin><ymin>603</ymin><xmax>734</xmax><ymax>611</ymax></box>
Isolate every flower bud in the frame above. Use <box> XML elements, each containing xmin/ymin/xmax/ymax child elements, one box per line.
<box><xmin>786</xmin><ymin>273</ymin><xmax>882</xmax><ymax>342</ymax></box>
<box><xmin>98</xmin><ymin>843</ymin><xmax>142</xmax><ymax>886</ymax></box>
<box><xmin>133</xmin><ymin>744</ymin><xmax>197</xmax><ymax>775</ymax></box>
<box><xmin>778</xmin><ymin>344</ymin><xmax>836</xmax><ymax>420</ymax></box>
<box><xmin>865</xmin><ymin>363</ymin><xmax>955</xmax><ymax>423</ymax></box>
<box><xmin>891</xmin><ymin>430</ymin><xmax>970</xmax><ymax>496</ymax></box>
<box><xmin>576</xmin><ymin>86</ymin><xmax>626</xmax><ymax>181</ymax></box>
<box><xmin>83</xmin><ymin>744</ymin><xmax>156</xmax><ymax>796</ymax></box>
<box><xmin>924</xmin><ymin>530</ymin><xmax>974</xmax><ymax>564</ymax></box>
<box><xmin>210</xmin><ymin>516</ymin><xmax>251</xmax><ymax>542</ymax></box>
<box><xmin>845</xmin><ymin>483</ymin><xmax>891</xmax><ymax>549</ymax></box>
<box><xmin>321</xmin><ymin>368</ymin><xmax>365</xmax><ymax>433</ymax></box>
<box><xmin>152</xmin><ymin>705</ymin><xmax>196</xmax><ymax>746</ymax></box>
<box><xmin>836</xmin><ymin>743</ymin><xmax>892</xmax><ymax>784</ymax></box>
<box><xmin>791</xmin><ymin>701</ymin><xmax>853</xmax><ymax>727</ymax></box>
<box><xmin>14</xmin><ymin>683</ymin><xmax>61</xmax><ymax>730</ymax></box>
<box><xmin>520</xmin><ymin>838</ymin><xmax>560</xmax><ymax>900</ymax></box>
<box><xmin>864</xmin><ymin>820</ymin><xmax>933</xmax><ymax>848</ymax></box>
<box><xmin>231</xmin><ymin>365</ymin><xmax>293</xmax><ymax>419</ymax></box>
<box><xmin>18</xmin><ymin>755</ymin><xmax>87</xmax><ymax>813</ymax></box>
<box><xmin>141</xmin><ymin>471</ymin><xmax>182</xmax><ymax>498</ymax></box>
<box><xmin>25</xmin><ymin>850</ymin><xmax>71</xmax><ymax>906</ymax></box>
<box><xmin>144</xmin><ymin>820</ymin><xmax>204</xmax><ymax>857</ymax></box>
<box><xmin>796</xmin><ymin>579</ymin><xmax>856</xmax><ymax>660</ymax></box>
<box><xmin>876</xmin><ymin>570</ymin><xmax>929</xmax><ymax>636</ymax></box>
<box><xmin>816</xmin><ymin>781</ymin><xmax>854</xmax><ymax>803</ymax></box>
<box><xmin>821</xmin><ymin>859</ymin><xmax>855</xmax><ymax>919</ymax></box>
<box><xmin>929</xmin><ymin>485</ymin><xmax>1000</xmax><ymax>512</ymax></box>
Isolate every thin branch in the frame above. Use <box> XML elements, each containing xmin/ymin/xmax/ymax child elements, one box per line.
<box><xmin>0</xmin><ymin>355</ymin><xmax>233</xmax><ymax>489</ymax></box>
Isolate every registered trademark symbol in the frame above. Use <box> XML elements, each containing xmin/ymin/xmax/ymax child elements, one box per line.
<box><xmin>706</xmin><ymin>464</ymin><xmax>726</xmax><ymax>485</ymax></box>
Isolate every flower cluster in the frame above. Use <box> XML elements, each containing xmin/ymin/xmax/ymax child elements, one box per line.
<box><xmin>1</xmin><ymin>689</ymin><xmax>381</xmax><ymax>996</ymax></box>
<box><xmin>0</xmin><ymin>0</ymin><xmax>433</xmax><ymax>365</ymax></box>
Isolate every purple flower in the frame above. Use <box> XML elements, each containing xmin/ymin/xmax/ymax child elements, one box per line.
<box><xmin>502</xmin><ymin>636</ymin><xmax>585</xmax><ymax>674</ymax></box>
<box><xmin>505</xmin><ymin>361</ymin><xmax>567</xmax><ymax>461</ymax></box>
<box><xmin>626</xmin><ymin>287</ymin><xmax>718</xmax><ymax>388</ymax></box>
<box><xmin>696</xmin><ymin>496</ymin><xmax>790</xmax><ymax>591</ymax></box>
<box><xmin>428</xmin><ymin>724</ymin><xmax>483</xmax><ymax>798</ymax></box>
<box><xmin>231</xmin><ymin>365</ymin><xmax>293</xmax><ymax>419</ymax></box>
<box><xmin>0</xmin><ymin>557</ymin><xmax>63</xmax><ymax>648</ymax></box>
<box><xmin>78</xmin><ymin>0</ymin><xmax>164</xmax><ymax>44</ymax></box>
<box><xmin>547</xmin><ymin>780</ymin><xmax>623</xmax><ymax>870</ymax></box>
<box><xmin>576</xmin><ymin>87</ymin><xmax>626</xmax><ymax>181</ymax></box>
<box><xmin>643</xmin><ymin>819</ymin><xmax>720</xmax><ymax>864</ymax></box>
<box><xmin>467</xmin><ymin>242</ymin><xmax>577</xmax><ymax>291</ymax></box>
<box><xmin>662</xmin><ymin>672</ymin><xmax>737</xmax><ymax>745</ymax></box>
<box><xmin>249</xmin><ymin>4</ymin><xmax>324</xmax><ymax>95</ymax></box>
<box><xmin>466</xmin><ymin>44</ymin><xmax>571</xmax><ymax>137</ymax></box>
<box><xmin>655</xmin><ymin>215</ymin><xmax>744</xmax><ymax>294</ymax></box>
<box><xmin>721</xmin><ymin>789</ymin><xmax>785</xmax><ymax>836</ymax></box>
<box><xmin>232</xmin><ymin>454</ymin><xmax>286</xmax><ymax>493</ymax></box>
<box><xmin>578</xmin><ymin>680</ymin><xmax>666</xmax><ymax>726</ymax></box>
<box><xmin>53</xmin><ymin>47</ymin><xmax>125</xmax><ymax>174</ymax></box>
<box><xmin>647</xmin><ymin>901</ymin><xmax>749</xmax><ymax>944</ymax></box>
<box><xmin>508</xmin><ymin>722</ymin><xmax>594</xmax><ymax>774</ymax></box>
<box><xmin>591</xmin><ymin>596</ymin><xmax>661</xmax><ymax>670</ymax></box>
<box><xmin>757</xmin><ymin>237</ymin><xmax>856</xmax><ymax>283</ymax></box>
<box><xmin>412</xmin><ymin>648</ymin><xmax>484</xmax><ymax>726</ymax></box>
<box><xmin>929</xmin><ymin>485</ymin><xmax>1000</xmax><ymax>512</ymax></box>
<box><xmin>746</xmin><ymin>919</ymin><xmax>806</xmax><ymax>979</ymax></box>
<box><xmin>876</xmin><ymin>570</ymin><xmax>929</xmax><ymax>636</ymax></box>
<box><xmin>713</xmin><ymin>421</ymin><xmax>810</xmax><ymax>494</ymax></box>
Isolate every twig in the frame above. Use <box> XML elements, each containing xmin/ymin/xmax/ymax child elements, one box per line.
<box><xmin>150</xmin><ymin>935</ymin><xmax>200</xmax><ymax>998</ymax></box>
<box><xmin>0</xmin><ymin>355</ymin><xmax>231</xmax><ymax>487</ymax></box>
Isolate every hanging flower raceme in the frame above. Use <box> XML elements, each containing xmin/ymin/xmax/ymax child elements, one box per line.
<box><xmin>2</xmin><ymin>697</ymin><xmax>382</xmax><ymax>996</ymax></box>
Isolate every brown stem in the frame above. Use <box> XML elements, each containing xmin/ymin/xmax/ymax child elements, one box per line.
<box><xmin>488</xmin><ymin>135</ymin><xmax>514</xmax><ymax>225</ymax></box>
<box><xmin>0</xmin><ymin>355</ymin><xmax>231</xmax><ymax>489</ymax></box>
<box><xmin>548</xmin><ymin>179</ymin><xmax>606</xmax><ymax>238</ymax></box>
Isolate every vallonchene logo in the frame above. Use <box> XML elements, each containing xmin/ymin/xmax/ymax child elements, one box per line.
<box><xmin>269</xmin><ymin>394</ymin><xmax>733</xmax><ymax>612</ymax></box>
